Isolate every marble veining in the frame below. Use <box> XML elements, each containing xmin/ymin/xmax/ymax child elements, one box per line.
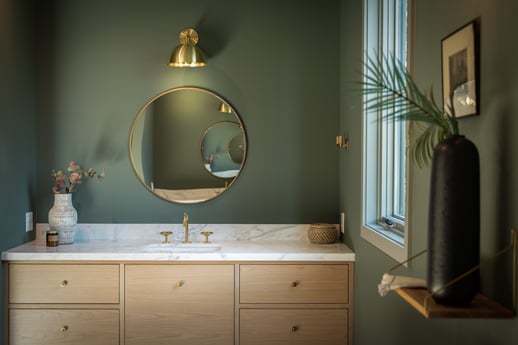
<box><xmin>34</xmin><ymin>223</ymin><xmax>313</xmax><ymax>242</ymax></box>
<box><xmin>1</xmin><ymin>223</ymin><xmax>355</xmax><ymax>262</ymax></box>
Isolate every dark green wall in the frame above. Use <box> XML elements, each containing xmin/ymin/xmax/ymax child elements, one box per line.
<box><xmin>340</xmin><ymin>0</ymin><xmax>518</xmax><ymax>344</ymax></box>
<box><xmin>34</xmin><ymin>0</ymin><xmax>340</xmax><ymax>224</ymax></box>
<box><xmin>0</xmin><ymin>0</ymin><xmax>38</xmax><ymax>341</ymax></box>
<box><xmin>4</xmin><ymin>0</ymin><xmax>518</xmax><ymax>344</ymax></box>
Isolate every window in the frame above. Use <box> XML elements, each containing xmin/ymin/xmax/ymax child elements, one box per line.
<box><xmin>361</xmin><ymin>0</ymin><xmax>412</xmax><ymax>262</ymax></box>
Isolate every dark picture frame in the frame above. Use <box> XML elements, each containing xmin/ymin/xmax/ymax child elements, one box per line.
<box><xmin>441</xmin><ymin>20</ymin><xmax>479</xmax><ymax>118</ymax></box>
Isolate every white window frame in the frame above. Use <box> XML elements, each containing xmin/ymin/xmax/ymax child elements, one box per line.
<box><xmin>361</xmin><ymin>0</ymin><xmax>414</xmax><ymax>263</ymax></box>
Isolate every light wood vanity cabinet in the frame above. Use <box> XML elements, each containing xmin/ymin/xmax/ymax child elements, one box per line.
<box><xmin>124</xmin><ymin>264</ymin><xmax>235</xmax><ymax>345</ymax></box>
<box><xmin>5</xmin><ymin>261</ymin><xmax>353</xmax><ymax>345</ymax></box>
<box><xmin>239</xmin><ymin>264</ymin><xmax>353</xmax><ymax>345</ymax></box>
<box><xmin>6</xmin><ymin>264</ymin><xmax>120</xmax><ymax>345</ymax></box>
<box><xmin>9</xmin><ymin>264</ymin><xmax>119</xmax><ymax>304</ymax></box>
<box><xmin>9</xmin><ymin>309</ymin><xmax>119</xmax><ymax>345</ymax></box>
<box><xmin>240</xmin><ymin>309</ymin><xmax>348</xmax><ymax>345</ymax></box>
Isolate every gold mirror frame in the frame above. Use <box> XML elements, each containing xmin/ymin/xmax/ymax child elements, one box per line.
<box><xmin>129</xmin><ymin>87</ymin><xmax>247</xmax><ymax>204</ymax></box>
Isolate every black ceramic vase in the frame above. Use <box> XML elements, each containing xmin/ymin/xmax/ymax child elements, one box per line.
<box><xmin>427</xmin><ymin>135</ymin><xmax>480</xmax><ymax>306</ymax></box>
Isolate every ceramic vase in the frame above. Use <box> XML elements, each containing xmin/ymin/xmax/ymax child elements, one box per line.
<box><xmin>427</xmin><ymin>135</ymin><xmax>480</xmax><ymax>306</ymax></box>
<box><xmin>48</xmin><ymin>193</ymin><xmax>78</xmax><ymax>244</ymax></box>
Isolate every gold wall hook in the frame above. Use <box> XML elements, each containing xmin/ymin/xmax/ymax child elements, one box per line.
<box><xmin>336</xmin><ymin>135</ymin><xmax>349</xmax><ymax>150</ymax></box>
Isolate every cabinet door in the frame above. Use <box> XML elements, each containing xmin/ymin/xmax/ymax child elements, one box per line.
<box><xmin>125</xmin><ymin>265</ymin><xmax>234</xmax><ymax>345</ymax></box>
<box><xmin>240</xmin><ymin>264</ymin><xmax>349</xmax><ymax>304</ymax></box>
<box><xmin>9</xmin><ymin>309</ymin><xmax>119</xmax><ymax>345</ymax></box>
<box><xmin>9</xmin><ymin>264</ymin><xmax>119</xmax><ymax>304</ymax></box>
<box><xmin>240</xmin><ymin>309</ymin><xmax>348</xmax><ymax>345</ymax></box>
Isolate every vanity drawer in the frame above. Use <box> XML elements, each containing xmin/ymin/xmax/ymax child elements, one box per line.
<box><xmin>240</xmin><ymin>308</ymin><xmax>349</xmax><ymax>345</ymax></box>
<box><xmin>9</xmin><ymin>309</ymin><xmax>119</xmax><ymax>345</ymax></box>
<box><xmin>240</xmin><ymin>264</ymin><xmax>349</xmax><ymax>304</ymax></box>
<box><xmin>125</xmin><ymin>264</ymin><xmax>234</xmax><ymax>345</ymax></box>
<box><xmin>9</xmin><ymin>264</ymin><xmax>120</xmax><ymax>304</ymax></box>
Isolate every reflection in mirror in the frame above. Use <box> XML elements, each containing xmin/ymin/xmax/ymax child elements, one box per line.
<box><xmin>129</xmin><ymin>87</ymin><xmax>247</xmax><ymax>204</ymax></box>
<box><xmin>201</xmin><ymin>121</ymin><xmax>244</xmax><ymax>178</ymax></box>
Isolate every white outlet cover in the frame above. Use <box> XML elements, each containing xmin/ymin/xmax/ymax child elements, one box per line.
<box><xmin>25</xmin><ymin>212</ymin><xmax>33</xmax><ymax>232</ymax></box>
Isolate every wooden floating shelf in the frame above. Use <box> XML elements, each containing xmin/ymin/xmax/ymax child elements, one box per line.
<box><xmin>395</xmin><ymin>287</ymin><xmax>515</xmax><ymax>319</ymax></box>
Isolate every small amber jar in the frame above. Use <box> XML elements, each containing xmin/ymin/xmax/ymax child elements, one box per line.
<box><xmin>46</xmin><ymin>230</ymin><xmax>59</xmax><ymax>247</ymax></box>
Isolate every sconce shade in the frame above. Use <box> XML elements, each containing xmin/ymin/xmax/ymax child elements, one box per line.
<box><xmin>168</xmin><ymin>28</ymin><xmax>207</xmax><ymax>67</ymax></box>
<box><xmin>218</xmin><ymin>102</ymin><xmax>232</xmax><ymax>113</ymax></box>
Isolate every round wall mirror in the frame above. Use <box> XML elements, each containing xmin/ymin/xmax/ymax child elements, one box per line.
<box><xmin>129</xmin><ymin>87</ymin><xmax>247</xmax><ymax>204</ymax></box>
<box><xmin>200</xmin><ymin>121</ymin><xmax>245</xmax><ymax>178</ymax></box>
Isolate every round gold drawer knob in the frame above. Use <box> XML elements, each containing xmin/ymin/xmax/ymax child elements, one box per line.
<box><xmin>175</xmin><ymin>280</ymin><xmax>185</xmax><ymax>288</ymax></box>
<box><xmin>60</xmin><ymin>280</ymin><xmax>68</xmax><ymax>287</ymax></box>
<box><xmin>291</xmin><ymin>281</ymin><xmax>298</xmax><ymax>287</ymax></box>
<box><xmin>60</xmin><ymin>325</ymin><xmax>69</xmax><ymax>332</ymax></box>
<box><xmin>292</xmin><ymin>326</ymin><xmax>298</xmax><ymax>332</ymax></box>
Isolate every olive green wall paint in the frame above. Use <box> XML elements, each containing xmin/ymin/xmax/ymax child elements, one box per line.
<box><xmin>34</xmin><ymin>0</ymin><xmax>340</xmax><ymax>224</ymax></box>
<box><xmin>8</xmin><ymin>0</ymin><xmax>518</xmax><ymax>344</ymax></box>
<box><xmin>340</xmin><ymin>0</ymin><xmax>518</xmax><ymax>344</ymax></box>
<box><xmin>0</xmin><ymin>0</ymin><xmax>38</xmax><ymax>341</ymax></box>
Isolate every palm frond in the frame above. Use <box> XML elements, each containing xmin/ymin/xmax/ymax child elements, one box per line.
<box><xmin>358</xmin><ymin>53</ymin><xmax>459</xmax><ymax>167</ymax></box>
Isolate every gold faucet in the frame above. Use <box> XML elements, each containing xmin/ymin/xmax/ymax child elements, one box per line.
<box><xmin>182</xmin><ymin>212</ymin><xmax>191</xmax><ymax>244</ymax></box>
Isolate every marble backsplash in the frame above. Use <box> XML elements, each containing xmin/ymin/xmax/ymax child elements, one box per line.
<box><xmin>35</xmin><ymin>223</ymin><xmax>338</xmax><ymax>244</ymax></box>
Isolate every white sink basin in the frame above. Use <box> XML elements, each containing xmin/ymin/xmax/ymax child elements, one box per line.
<box><xmin>142</xmin><ymin>243</ymin><xmax>221</xmax><ymax>252</ymax></box>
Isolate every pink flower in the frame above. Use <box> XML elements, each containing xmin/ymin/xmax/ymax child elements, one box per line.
<box><xmin>69</xmin><ymin>161</ymin><xmax>78</xmax><ymax>170</ymax></box>
<box><xmin>51</xmin><ymin>161</ymin><xmax>104</xmax><ymax>194</ymax></box>
<box><xmin>69</xmin><ymin>172</ymin><xmax>81</xmax><ymax>185</ymax></box>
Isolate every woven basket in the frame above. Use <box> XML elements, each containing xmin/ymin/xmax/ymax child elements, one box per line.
<box><xmin>307</xmin><ymin>223</ymin><xmax>338</xmax><ymax>244</ymax></box>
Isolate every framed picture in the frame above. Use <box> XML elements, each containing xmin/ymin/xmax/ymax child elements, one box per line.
<box><xmin>441</xmin><ymin>20</ymin><xmax>479</xmax><ymax>118</ymax></box>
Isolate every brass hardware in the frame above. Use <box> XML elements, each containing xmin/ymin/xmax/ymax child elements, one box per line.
<box><xmin>183</xmin><ymin>212</ymin><xmax>191</xmax><ymax>244</ymax></box>
<box><xmin>512</xmin><ymin>228</ymin><xmax>517</xmax><ymax>314</ymax></box>
<box><xmin>336</xmin><ymin>135</ymin><xmax>349</xmax><ymax>150</ymax></box>
<box><xmin>201</xmin><ymin>231</ymin><xmax>213</xmax><ymax>244</ymax></box>
<box><xmin>60</xmin><ymin>325</ymin><xmax>69</xmax><ymax>332</ymax></box>
<box><xmin>175</xmin><ymin>280</ymin><xmax>185</xmax><ymax>288</ymax></box>
<box><xmin>291</xmin><ymin>326</ymin><xmax>298</xmax><ymax>332</ymax></box>
<box><xmin>160</xmin><ymin>231</ymin><xmax>173</xmax><ymax>244</ymax></box>
<box><xmin>168</xmin><ymin>28</ymin><xmax>207</xmax><ymax>67</ymax></box>
<box><xmin>218</xmin><ymin>102</ymin><xmax>232</xmax><ymax>113</ymax></box>
<box><xmin>60</xmin><ymin>280</ymin><xmax>68</xmax><ymax>288</ymax></box>
<box><xmin>291</xmin><ymin>281</ymin><xmax>299</xmax><ymax>287</ymax></box>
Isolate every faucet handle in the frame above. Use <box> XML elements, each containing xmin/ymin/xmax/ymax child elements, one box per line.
<box><xmin>160</xmin><ymin>231</ymin><xmax>173</xmax><ymax>244</ymax></box>
<box><xmin>200</xmin><ymin>231</ymin><xmax>213</xmax><ymax>244</ymax></box>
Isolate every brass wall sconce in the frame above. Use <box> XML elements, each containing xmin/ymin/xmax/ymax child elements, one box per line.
<box><xmin>218</xmin><ymin>102</ymin><xmax>233</xmax><ymax>113</ymax></box>
<box><xmin>336</xmin><ymin>135</ymin><xmax>349</xmax><ymax>150</ymax></box>
<box><xmin>168</xmin><ymin>28</ymin><xmax>207</xmax><ymax>67</ymax></box>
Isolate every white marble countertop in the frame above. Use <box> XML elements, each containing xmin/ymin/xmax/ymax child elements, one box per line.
<box><xmin>1</xmin><ymin>239</ymin><xmax>355</xmax><ymax>262</ymax></box>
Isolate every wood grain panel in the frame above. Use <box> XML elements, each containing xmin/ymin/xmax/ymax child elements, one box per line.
<box><xmin>125</xmin><ymin>264</ymin><xmax>234</xmax><ymax>345</ymax></box>
<box><xmin>240</xmin><ymin>308</ymin><xmax>348</xmax><ymax>345</ymax></box>
<box><xmin>240</xmin><ymin>264</ymin><xmax>349</xmax><ymax>304</ymax></box>
<box><xmin>9</xmin><ymin>264</ymin><xmax>119</xmax><ymax>304</ymax></box>
<box><xmin>9</xmin><ymin>309</ymin><xmax>119</xmax><ymax>345</ymax></box>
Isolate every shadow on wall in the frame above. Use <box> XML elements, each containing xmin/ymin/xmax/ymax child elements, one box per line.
<box><xmin>195</xmin><ymin>1</ymin><xmax>238</xmax><ymax>58</ymax></box>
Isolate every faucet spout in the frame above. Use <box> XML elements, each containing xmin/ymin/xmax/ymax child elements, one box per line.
<box><xmin>182</xmin><ymin>212</ymin><xmax>190</xmax><ymax>244</ymax></box>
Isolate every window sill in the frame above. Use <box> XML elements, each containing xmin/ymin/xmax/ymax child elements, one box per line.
<box><xmin>361</xmin><ymin>223</ymin><xmax>408</xmax><ymax>262</ymax></box>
